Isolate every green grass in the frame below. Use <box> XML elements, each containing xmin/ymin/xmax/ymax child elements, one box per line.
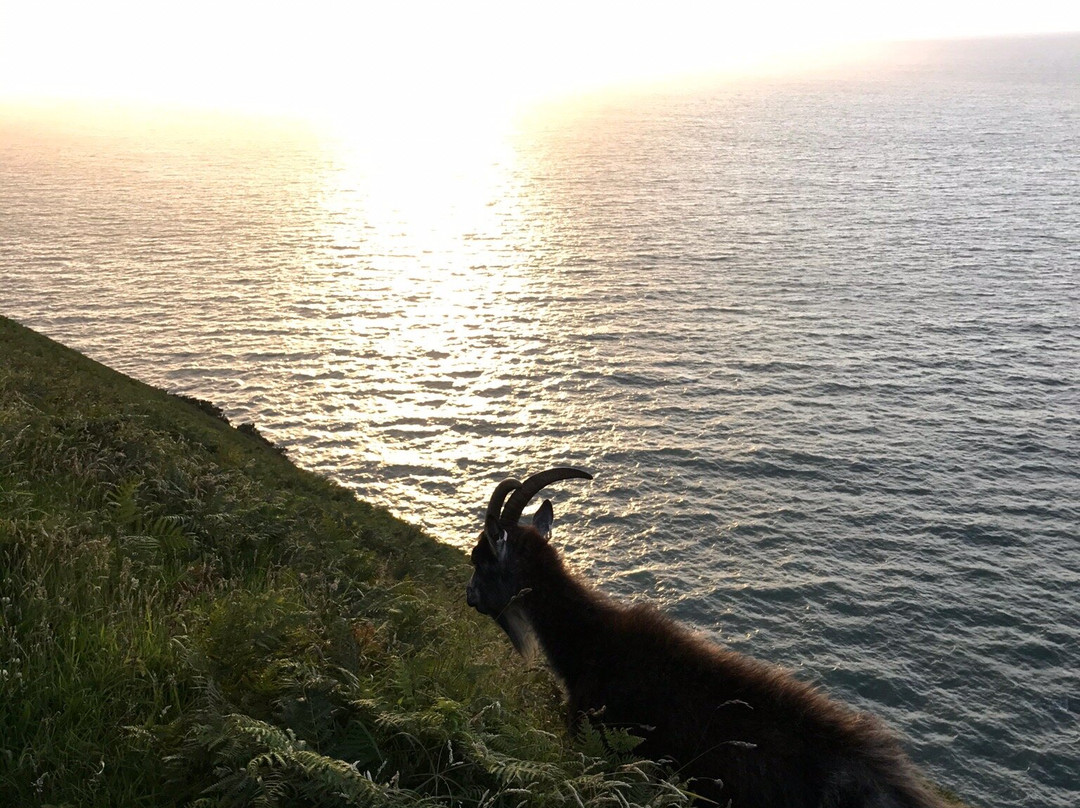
<box><xmin>0</xmin><ymin>316</ymin><xmax>688</xmax><ymax>807</ymax></box>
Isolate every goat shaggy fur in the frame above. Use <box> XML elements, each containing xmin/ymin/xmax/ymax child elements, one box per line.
<box><xmin>467</xmin><ymin>472</ymin><xmax>948</xmax><ymax>808</ymax></box>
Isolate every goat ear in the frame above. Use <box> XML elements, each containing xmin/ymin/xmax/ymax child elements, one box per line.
<box><xmin>484</xmin><ymin>516</ymin><xmax>501</xmax><ymax>547</ymax></box>
<box><xmin>485</xmin><ymin>516</ymin><xmax>511</xmax><ymax>562</ymax></box>
<box><xmin>532</xmin><ymin>499</ymin><xmax>554</xmax><ymax>539</ymax></box>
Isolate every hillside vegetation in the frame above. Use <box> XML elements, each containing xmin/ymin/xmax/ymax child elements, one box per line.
<box><xmin>0</xmin><ymin>316</ymin><xmax>687</xmax><ymax>807</ymax></box>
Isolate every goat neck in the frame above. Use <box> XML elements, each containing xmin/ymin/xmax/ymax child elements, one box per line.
<box><xmin>509</xmin><ymin>529</ymin><xmax>614</xmax><ymax>686</ymax></box>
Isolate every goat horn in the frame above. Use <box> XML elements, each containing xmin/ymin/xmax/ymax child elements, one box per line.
<box><xmin>501</xmin><ymin>467</ymin><xmax>593</xmax><ymax>527</ymax></box>
<box><xmin>486</xmin><ymin>478</ymin><xmax>522</xmax><ymax>549</ymax></box>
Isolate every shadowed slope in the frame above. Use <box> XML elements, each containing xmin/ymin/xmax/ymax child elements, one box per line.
<box><xmin>0</xmin><ymin>315</ymin><xmax>688</xmax><ymax>807</ymax></box>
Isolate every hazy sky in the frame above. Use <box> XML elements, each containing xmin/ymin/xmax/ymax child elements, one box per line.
<box><xmin>2</xmin><ymin>1</ymin><xmax>1078</xmax><ymax>120</ymax></box>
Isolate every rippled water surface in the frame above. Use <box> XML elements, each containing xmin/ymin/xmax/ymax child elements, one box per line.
<box><xmin>3</xmin><ymin>35</ymin><xmax>1079</xmax><ymax>807</ymax></box>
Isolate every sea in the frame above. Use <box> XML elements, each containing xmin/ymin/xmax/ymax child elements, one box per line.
<box><xmin>2</xmin><ymin>33</ymin><xmax>1078</xmax><ymax>808</ymax></box>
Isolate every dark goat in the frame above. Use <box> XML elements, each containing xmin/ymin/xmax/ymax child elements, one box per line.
<box><xmin>466</xmin><ymin>468</ymin><xmax>947</xmax><ymax>808</ymax></box>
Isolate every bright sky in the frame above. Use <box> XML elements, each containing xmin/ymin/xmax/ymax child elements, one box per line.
<box><xmin>1</xmin><ymin>1</ymin><xmax>1078</xmax><ymax>124</ymax></box>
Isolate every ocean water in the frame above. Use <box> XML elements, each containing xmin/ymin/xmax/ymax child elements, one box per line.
<box><xmin>2</xmin><ymin>34</ymin><xmax>1079</xmax><ymax>807</ymax></box>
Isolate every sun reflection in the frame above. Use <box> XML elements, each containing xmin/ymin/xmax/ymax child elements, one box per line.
<box><xmin>314</xmin><ymin>102</ymin><xmax>523</xmax><ymax>268</ymax></box>
<box><xmin>287</xmin><ymin>98</ymin><xmax>553</xmax><ymax>511</ymax></box>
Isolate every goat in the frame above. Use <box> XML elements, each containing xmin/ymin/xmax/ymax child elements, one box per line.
<box><xmin>466</xmin><ymin>468</ymin><xmax>948</xmax><ymax>808</ymax></box>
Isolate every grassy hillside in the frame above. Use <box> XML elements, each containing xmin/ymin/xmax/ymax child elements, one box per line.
<box><xmin>0</xmin><ymin>316</ymin><xmax>686</xmax><ymax>807</ymax></box>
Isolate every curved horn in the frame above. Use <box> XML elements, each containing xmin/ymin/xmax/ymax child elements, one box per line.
<box><xmin>501</xmin><ymin>467</ymin><xmax>593</xmax><ymax>527</ymax></box>
<box><xmin>487</xmin><ymin>478</ymin><xmax>522</xmax><ymax>524</ymax></box>
<box><xmin>485</xmin><ymin>478</ymin><xmax>522</xmax><ymax>550</ymax></box>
